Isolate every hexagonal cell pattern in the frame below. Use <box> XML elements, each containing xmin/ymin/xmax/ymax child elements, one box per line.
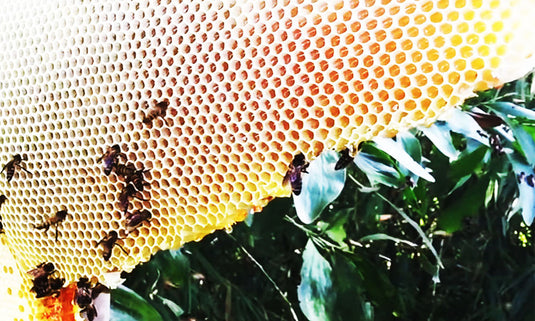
<box><xmin>0</xmin><ymin>0</ymin><xmax>534</xmax><ymax>319</ymax></box>
<box><xmin>0</xmin><ymin>237</ymin><xmax>32</xmax><ymax>321</ymax></box>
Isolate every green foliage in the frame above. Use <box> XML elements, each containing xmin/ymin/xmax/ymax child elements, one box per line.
<box><xmin>117</xmin><ymin>74</ymin><xmax>535</xmax><ymax>320</ymax></box>
<box><xmin>298</xmin><ymin>241</ymin><xmax>333</xmax><ymax>321</ymax></box>
<box><xmin>373</xmin><ymin>133</ymin><xmax>434</xmax><ymax>182</ymax></box>
<box><xmin>111</xmin><ymin>285</ymin><xmax>164</xmax><ymax>321</ymax></box>
<box><xmin>294</xmin><ymin>150</ymin><xmax>346</xmax><ymax>224</ymax></box>
<box><xmin>353</xmin><ymin>147</ymin><xmax>402</xmax><ymax>187</ymax></box>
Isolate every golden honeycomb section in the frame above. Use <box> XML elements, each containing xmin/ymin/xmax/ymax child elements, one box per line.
<box><xmin>0</xmin><ymin>237</ymin><xmax>32</xmax><ymax>321</ymax></box>
<box><xmin>1</xmin><ymin>0</ymin><xmax>535</xmax><ymax>319</ymax></box>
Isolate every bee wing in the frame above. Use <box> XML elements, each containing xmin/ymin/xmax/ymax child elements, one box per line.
<box><xmin>27</xmin><ymin>268</ymin><xmax>42</xmax><ymax>278</ymax></box>
<box><xmin>289</xmin><ymin>170</ymin><xmax>302</xmax><ymax>183</ymax></box>
<box><xmin>282</xmin><ymin>165</ymin><xmax>294</xmax><ymax>185</ymax></box>
<box><xmin>95</xmin><ymin>236</ymin><xmax>108</xmax><ymax>246</ymax></box>
<box><xmin>103</xmin><ymin>157</ymin><xmax>116</xmax><ymax>168</ymax></box>
<box><xmin>0</xmin><ymin>161</ymin><xmax>11</xmax><ymax>173</ymax></box>
<box><xmin>96</xmin><ymin>152</ymin><xmax>107</xmax><ymax>163</ymax></box>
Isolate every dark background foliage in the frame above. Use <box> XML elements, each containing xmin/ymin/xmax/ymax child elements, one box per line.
<box><xmin>113</xmin><ymin>76</ymin><xmax>535</xmax><ymax>321</ymax></box>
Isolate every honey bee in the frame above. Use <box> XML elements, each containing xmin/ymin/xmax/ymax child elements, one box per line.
<box><xmin>283</xmin><ymin>153</ymin><xmax>310</xmax><ymax>196</ymax></box>
<box><xmin>113</xmin><ymin>163</ymin><xmax>150</xmax><ymax>191</ymax></box>
<box><xmin>128</xmin><ymin>169</ymin><xmax>151</xmax><ymax>191</ymax></box>
<box><xmin>34</xmin><ymin>210</ymin><xmax>69</xmax><ymax>241</ymax></box>
<box><xmin>118</xmin><ymin>183</ymin><xmax>148</xmax><ymax>214</ymax></box>
<box><xmin>76</xmin><ymin>278</ymin><xmax>97</xmax><ymax>321</ymax></box>
<box><xmin>125</xmin><ymin>209</ymin><xmax>152</xmax><ymax>233</ymax></box>
<box><xmin>335</xmin><ymin>148</ymin><xmax>355</xmax><ymax>170</ymax></box>
<box><xmin>27</xmin><ymin>262</ymin><xmax>56</xmax><ymax>279</ymax></box>
<box><xmin>1</xmin><ymin>154</ymin><xmax>32</xmax><ymax>182</ymax></box>
<box><xmin>0</xmin><ymin>194</ymin><xmax>7</xmax><ymax>209</ymax></box>
<box><xmin>0</xmin><ymin>195</ymin><xmax>6</xmax><ymax>234</ymax></box>
<box><xmin>96</xmin><ymin>231</ymin><xmax>128</xmax><ymax>261</ymax></box>
<box><xmin>97</xmin><ymin>145</ymin><xmax>127</xmax><ymax>175</ymax></box>
<box><xmin>0</xmin><ymin>195</ymin><xmax>6</xmax><ymax>233</ymax></box>
<box><xmin>31</xmin><ymin>276</ymin><xmax>65</xmax><ymax>299</ymax></box>
<box><xmin>142</xmin><ymin>100</ymin><xmax>170</xmax><ymax>126</ymax></box>
<box><xmin>76</xmin><ymin>277</ymin><xmax>109</xmax><ymax>321</ymax></box>
<box><xmin>113</xmin><ymin>162</ymin><xmax>136</xmax><ymax>177</ymax></box>
<box><xmin>28</xmin><ymin>262</ymin><xmax>65</xmax><ymax>299</ymax></box>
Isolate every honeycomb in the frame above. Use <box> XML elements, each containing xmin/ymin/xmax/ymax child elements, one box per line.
<box><xmin>1</xmin><ymin>0</ymin><xmax>535</xmax><ymax>319</ymax></box>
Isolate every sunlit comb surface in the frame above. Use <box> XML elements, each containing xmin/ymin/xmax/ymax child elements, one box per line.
<box><xmin>1</xmin><ymin>0</ymin><xmax>535</xmax><ymax>319</ymax></box>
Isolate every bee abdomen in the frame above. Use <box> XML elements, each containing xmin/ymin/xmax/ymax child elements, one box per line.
<box><xmin>6</xmin><ymin>167</ymin><xmax>15</xmax><ymax>182</ymax></box>
<box><xmin>291</xmin><ymin>178</ymin><xmax>303</xmax><ymax>195</ymax></box>
<box><xmin>35</xmin><ymin>223</ymin><xmax>51</xmax><ymax>231</ymax></box>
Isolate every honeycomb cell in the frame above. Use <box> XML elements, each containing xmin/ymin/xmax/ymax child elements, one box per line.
<box><xmin>1</xmin><ymin>0</ymin><xmax>535</xmax><ymax>319</ymax></box>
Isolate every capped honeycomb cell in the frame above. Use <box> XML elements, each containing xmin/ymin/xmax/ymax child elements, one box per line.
<box><xmin>1</xmin><ymin>0</ymin><xmax>535</xmax><ymax>319</ymax></box>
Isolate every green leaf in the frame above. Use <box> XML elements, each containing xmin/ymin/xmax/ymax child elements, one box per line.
<box><xmin>111</xmin><ymin>285</ymin><xmax>164</xmax><ymax>321</ymax></box>
<box><xmin>485</xmin><ymin>179</ymin><xmax>498</xmax><ymax>207</ymax></box>
<box><xmin>142</xmin><ymin>249</ymin><xmax>190</xmax><ymax>292</ymax></box>
<box><xmin>298</xmin><ymin>240</ymin><xmax>334</xmax><ymax>321</ymax></box>
<box><xmin>373</xmin><ymin>135</ymin><xmax>435</xmax><ymax>182</ymax></box>
<box><xmin>397</xmin><ymin>130</ymin><xmax>422</xmax><ymax>162</ymax></box>
<box><xmin>396</xmin><ymin>131</ymin><xmax>425</xmax><ymax>182</ymax></box>
<box><xmin>354</xmin><ymin>152</ymin><xmax>402</xmax><ymax>187</ymax></box>
<box><xmin>449</xmin><ymin>146</ymin><xmax>488</xmax><ymax>180</ymax></box>
<box><xmin>320</xmin><ymin>208</ymin><xmax>351</xmax><ymax>247</ymax></box>
<box><xmin>487</xmin><ymin>101</ymin><xmax>535</xmax><ymax>120</ymax></box>
<box><xmin>507</xmin><ymin>153</ymin><xmax>535</xmax><ymax>225</ymax></box>
<box><xmin>420</xmin><ymin>121</ymin><xmax>459</xmax><ymax>160</ymax></box>
<box><xmin>444</xmin><ymin>108</ymin><xmax>488</xmax><ymax>145</ymax></box>
<box><xmin>295</xmin><ymin>150</ymin><xmax>346</xmax><ymax>224</ymax></box>
<box><xmin>448</xmin><ymin>175</ymin><xmax>471</xmax><ymax>195</ymax></box>
<box><xmin>438</xmin><ymin>176</ymin><xmax>489</xmax><ymax>232</ymax></box>
<box><xmin>359</xmin><ymin>233</ymin><xmax>418</xmax><ymax>247</ymax></box>
<box><xmin>154</xmin><ymin>295</ymin><xmax>185</xmax><ymax>318</ymax></box>
<box><xmin>330</xmin><ymin>253</ymin><xmax>376</xmax><ymax>321</ymax></box>
<box><xmin>509</xmin><ymin>123</ymin><xmax>535</xmax><ymax>165</ymax></box>
<box><xmin>486</xmin><ymin>102</ymin><xmax>535</xmax><ymax>164</ymax></box>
